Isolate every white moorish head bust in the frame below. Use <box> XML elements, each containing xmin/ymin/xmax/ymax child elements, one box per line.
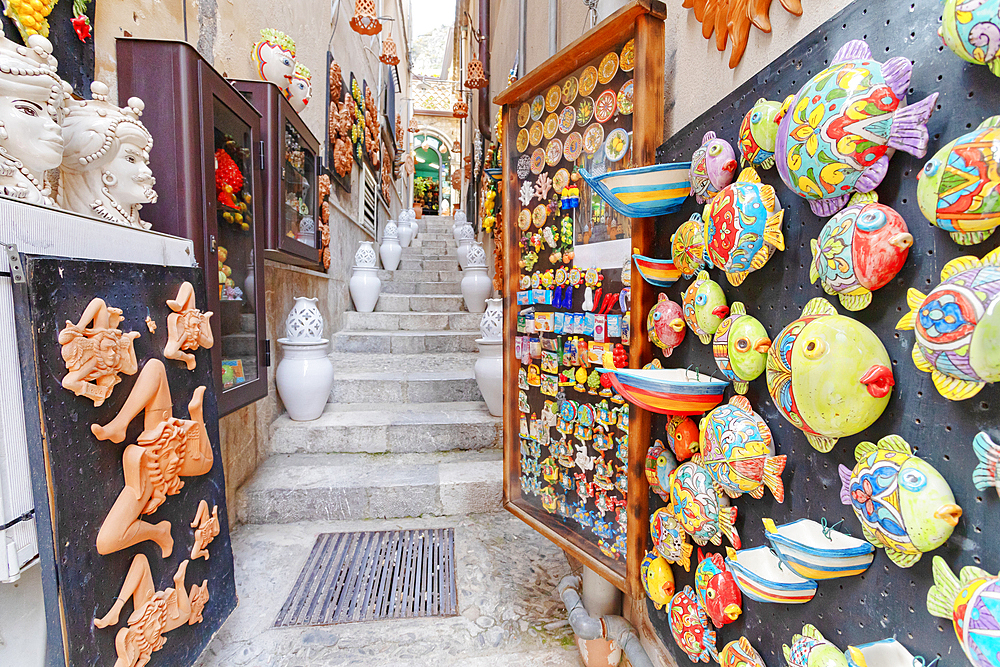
<box><xmin>0</xmin><ymin>28</ymin><xmax>68</xmax><ymax>207</ymax></box>
<box><xmin>58</xmin><ymin>81</ymin><xmax>157</xmax><ymax>229</ymax></box>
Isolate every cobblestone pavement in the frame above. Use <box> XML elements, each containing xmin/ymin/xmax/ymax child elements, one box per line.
<box><xmin>194</xmin><ymin>513</ymin><xmax>584</xmax><ymax>667</ymax></box>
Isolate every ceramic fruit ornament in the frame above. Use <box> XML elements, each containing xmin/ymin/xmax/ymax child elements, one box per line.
<box><xmin>838</xmin><ymin>435</ymin><xmax>962</xmax><ymax>568</ymax></box>
<box><xmin>939</xmin><ymin>0</ymin><xmax>1000</xmax><ymax>77</ymax></box>
<box><xmin>774</xmin><ymin>39</ymin><xmax>938</xmax><ymax>217</ymax></box>
<box><xmin>699</xmin><ymin>395</ymin><xmax>786</xmax><ymax>502</ymax></box>
<box><xmin>694</xmin><ymin>548</ymin><xmax>742</xmax><ymax>628</ymax></box>
<box><xmin>668</xmin><ymin>586</ymin><xmax>719</xmax><ymax>663</ymax></box>
<box><xmin>783</xmin><ymin>625</ymin><xmax>849</xmax><ymax>667</ymax></box>
<box><xmin>647</xmin><ymin>292</ymin><xmax>686</xmax><ymax>356</ymax></box>
<box><xmin>917</xmin><ymin>116</ymin><xmax>1000</xmax><ymax>245</ymax></box>
<box><xmin>667</xmin><ymin>414</ymin><xmax>700</xmax><ymax>461</ymax></box>
<box><xmin>927</xmin><ymin>555</ymin><xmax>1000</xmax><ymax>666</ymax></box>
<box><xmin>766</xmin><ymin>297</ymin><xmax>894</xmax><ymax>452</ymax></box>
<box><xmin>672</xmin><ymin>213</ymin><xmax>707</xmax><ymax>278</ymax></box>
<box><xmin>690</xmin><ymin>131</ymin><xmax>738</xmax><ymax>204</ymax></box>
<box><xmin>641</xmin><ymin>551</ymin><xmax>676</xmax><ymax>610</ymax></box>
<box><xmin>810</xmin><ymin>192</ymin><xmax>913</xmax><ymax>311</ymax></box>
<box><xmin>667</xmin><ymin>457</ymin><xmax>741</xmax><ymax>548</ymax></box>
<box><xmin>720</xmin><ymin>637</ymin><xmax>767</xmax><ymax>667</ymax></box>
<box><xmin>896</xmin><ymin>247</ymin><xmax>1000</xmax><ymax>400</ymax></box>
<box><xmin>738</xmin><ymin>98</ymin><xmax>782</xmax><ymax>169</ymax></box>
<box><xmin>651</xmin><ymin>507</ymin><xmax>694</xmax><ymax>572</ymax></box>
<box><xmin>683</xmin><ymin>271</ymin><xmax>730</xmax><ymax>343</ymax></box>
<box><xmin>712</xmin><ymin>301</ymin><xmax>771</xmax><ymax>393</ymax></box>
<box><xmin>703</xmin><ymin>167</ymin><xmax>785</xmax><ymax>286</ymax></box>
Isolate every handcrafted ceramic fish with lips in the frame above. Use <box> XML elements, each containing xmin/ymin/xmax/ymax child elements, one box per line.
<box><xmin>666</xmin><ymin>457</ymin><xmax>741</xmax><ymax>549</ymax></box>
<box><xmin>927</xmin><ymin>555</ymin><xmax>1000</xmax><ymax>666</ymax></box>
<box><xmin>720</xmin><ymin>637</ymin><xmax>767</xmax><ymax>667</ymax></box>
<box><xmin>690</xmin><ymin>131</ymin><xmax>738</xmax><ymax>204</ymax></box>
<box><xmin>668</xmin><ymin>586</ymin><xmax>718</xmax><ymax>663</ymax></box>
<box><xmin>712</xmin><ymin>301</ymin><xmax>771</xmax><ymax>394</ymax></box>
<box><xmin>683</xmin><ymin>270</ymin><xmax>730</xmax><ymax>344</ymax></box>
<box><xmin>783</xmin><ymin>624</ymin><xmax>849</xmax><ymax>667</ymax></box>
<box><xmin>645</xmin><ymin>439</ymin><xmax>677</xmax><ymax>501</ymax></box>
<box><xmin>667</xmin><ymin>414</ymin><xmax>700</xmax><ymax>461</ymax></box>
<box><xmin>694</xmin><ymin>549</ymin><xmax>742</xmax><ymax>628</ymax></box>
<box><xmin>672</xmin><ymin>213</ymin><xmax>708</xmax><ymax>278</ymax></box>
<box><xmin>650</xmin><ymin>507</ymin><xmax>694</xmax><ymax>572</ymax></box>
<box><xmin>738</xmin><ymin>98</ymin><xmax>781</xmax><ymax>169</ymax></box>
<box><xmin>838</xmin><ymin>435</ymin><xmax>961</xmax><ymax>568</ymax></box>
<box><xmin>641</xmin><ymin>551</ymin><xmax>676</xmax><ymax>610</ymax></box>
<box><xmin>766</xmin><ymin>297</ymin><xmax>894</xmax><ymax>452</ymax></box>
<box><xmin>647</xmin><ymin>292</ymin><xmax>686</xmax><ymax>356</ymax></box>
<box><xmin>939</xmin><ymin>0</ymin><xmax>1000</xmax><ymax>77</ymax></box>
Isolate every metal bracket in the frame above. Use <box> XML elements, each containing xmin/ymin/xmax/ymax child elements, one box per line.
<box><xmin>1</xmin><ymin>243</ymin><xmax>23</xmax><ymax>283</ymax></box>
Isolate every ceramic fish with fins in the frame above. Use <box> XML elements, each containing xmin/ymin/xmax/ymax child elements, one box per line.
<box><xmin>703</xmin><ymin>166</ymin><xmax>785</xmax><ymax>286</ymax></box>
<box><xmin>927</xmin><ymin>555</ymin><xmax>1000</xmax><ymax>666</ymax></box>
<box><xmin>766</xmin><ymin>297</ymin><xmax>894</xmax><ymax>452</ymax></box>
<box><xmin>939</xmin><ymin>0</ymin><xmax>1000</xmax><ymax>77</ymax></box>
<box><xmin>646</xmin><ymin>439</ymin><xmax>678</xmax><ymax>501</ymax></box>
<box><xmin>896</xmin><ymin>247</ymin><xmax>1000</xmax><ymax>401</ymax></box>
<box><xmin>690</xmin><ymin>131</ymin><xmax>738</xmax><ymax>204</ymax></box>
<box><xmin>651</xmin><ymin>507</ymin><xmax>695</xmax><ymax>572</ymax></box>
<box><xmin>668</xmin><ymin>585</ymin><xmax>719</xmax><ymax>663</ymax></box>
<box><xmin>917</xmin><ymin>116</ymin><xmax>1000</xmax><ymax>245</ymax></box>
<box><xmin>783</xmin><ymin>624</ymin><xmax>849</xmax><ymax>667</ymax></box>
<box><xmin>738</xmin><ymin>98</ymin><xmax>782</xmax><ymax>169</ymax></box>
<box><xmin>720</xmin><ymin>637</ymin><xmax>767</xmax><ymax>667</ymax></box>
<box><xmin>810</xmin><ymin>192</ymin><xmax>913</xmax><ymax>311</ymax></box>
<box><xmin>712</xmin><ymin>301</ymin><xmax>771</xmax><ymax>393</ymax></box>
<box><xmin>973</xmin><ymin>432</ymin><xmax>1000</xmax><ymax>498</ymax></box>
<box><xmin>838</xmin><ymin>435</ymin><xmax>962</xmax><ymax>568</ymax></box>
<box><xmin>694</xmin><ymin>548</ymin><xmax>742</xmax><ymax>628</ymax></box>
<box><xmin>774</xmin><ymin>39</ymin><xmax>939</xmax><ymax>217</ymax></box>
<box><xmin>667</xmin><ymin>414</ymin><xmax>700</xmax><ymax>461</ymax></box>
<box><xmin>683</xmin><ymin>270</ymin><xmax>730</xmax><ymax>343</ymax></box>
<box><xmin>672</xmin><ymin>213</ymin><xmax>708</xmax><ymax>278</ymax></box>
<box><xmin>667</xmin><ymin>456</ymin><xmax>742</xmax><ymax>549</ymax></box>
<box><xmin>648</xmin><ymin>292</ymin><xmax>687</xmax><ymax>356</ymax></box>
<box><xmin>641</xmin><ymin>551</ymin><xmax>676</xmax><ymax>610</ymax></box>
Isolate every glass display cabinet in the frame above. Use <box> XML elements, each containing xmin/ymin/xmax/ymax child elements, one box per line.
<box><xmin>232</xmin><ymin>79</ymin><xmax>321</xmax><ymax>268</ymax></box>
<box><xmin>116</xmin><ymin>38</ymin><xmax>269</xmax><ymax>415</ymax></box>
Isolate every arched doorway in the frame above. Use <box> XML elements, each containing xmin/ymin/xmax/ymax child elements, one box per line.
<box><xmin>412</xmin><ymin>132</ymin><xmax>451</xmax><ymax>215</ymax></box>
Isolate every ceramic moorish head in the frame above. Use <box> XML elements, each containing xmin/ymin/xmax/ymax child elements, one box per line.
<box><xmin>647</xmin><ymin>292</ymin><xmax>686</xmax><ymax>356</ymax></box>
<box><xmin>940</xmin><ymin>0</ymin><xmax>1000</xmax><ymax>78</ymax></box>
<box><xmin>285</xmin><ymin>63</ymin><xmax>312</xmax><ymax>114</ymax></box>
<box><xmin>712</xmin><ymin>301</ymin><xmax>771</xmax><ymax>394</ymax></box>
<box><xmin>671</xmin><ymin>213</ymin><xmax>707</xmax><ymax>278</ymax></box>
<box><xmin>641</xmin><ymin>551</ymin><xmax>675</xmax><ymax>610</ymax></box>
<box><xmin>683</xmin><ymin>270</ymin><xmax>729</xmax><ymax>344</ymax></box>
<box><xmin>251</xmin><ymin>28</ymin><xmax>296</xmax><ymax>87</ymax></box>
<box><xmin>738</xmin><ymin>98</ymin><xmax>781</xmax><ymax>170</ymax></box>
<box><xmin>694</xmin><ymin>549</ymin><xmax>742</xmax><ymax>628</ymax></box>
<box><xmin>690</xmin><ymin>130</ymin><xmax>737</xmax><ymax>204</ymax></box>
<box><xmin>668</xmin><ymin>586</ymin><xmax>718</xmax><ymax>662</ymax></box>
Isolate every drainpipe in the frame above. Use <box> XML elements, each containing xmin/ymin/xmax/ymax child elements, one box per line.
<box><xmin>548</xmin><ymin>0</ymin><xmax>558</xmax><ymax>56</ymax></box>
<box><xmin>478</xmin><ymin>0</ymin><xmax>491</xmax><ymax>137</ymax></box>
<box><xmin>518</xmin><ymin>0</ymin><xmax>526</xmax><ymax>78</ymax></box>
<box><xmin>558</xmin><ymin>574</ymin><xmax>655</xmax><ymax>667</ymax></box>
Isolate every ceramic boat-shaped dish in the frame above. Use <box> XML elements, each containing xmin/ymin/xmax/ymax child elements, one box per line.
<box><xmin>845</xmin><ymin>638</ymin><xmax>918</xmax><ymax>667</ymax></box>
<box><xmin>764</xmin><ymin>518</ymin><xmax>875</xmax><ymax>580</ymax></box>
<box><xmin>484</xmin><ymin>167</ymin><xmax>502</xmax><ymax>182</ymax></box>
<box><xmin>725</xmin><ymin>546</ymin><xmax>817</xmax><ymax>604</ymax></box>
<box><xmin>632</xmin><ymin>253</ymin><xmax>682</xmax><ymax>287</ymax></box>
<box><xmin>598</xmin><ymin>367</ymin><xmax>728</xmax><ymax>415</ymax></box>
<box><xmin>579</xmin><ymin>163</ymin><xmax>692</xmax><ymax>218</ymax></box>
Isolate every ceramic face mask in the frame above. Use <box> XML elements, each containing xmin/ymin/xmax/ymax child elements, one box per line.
<box><xmin>251</xmin><ymin>28</ymin><xmax>296</xmax><ymax>87</ymax></box>
<box><xmin>286</xmin><ymin>63</ymin><xmax>312</xmax><ymax>114</ymax></box>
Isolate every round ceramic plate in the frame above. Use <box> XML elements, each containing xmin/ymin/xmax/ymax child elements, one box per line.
<box><xmin>605</xmin><ymin>128</ymin><xmax>629</xmax><ymax>162</ymax></box>
<box><xmin>598</xmin><ymin>52</ymin><xmax>619</xmax><ymax>84</ymax></box>
<box><xmin>620</xmin><ymin>38</ymin><xmax>635</xmax><ymax>72</ymax></box>
<box><xmin>518</xmin><ymin>208</ymin><xmax>532</xmax><ymax>230</ymax></box>
<box><xmin>546</xmin><ymin>139</ymin><xmax>563</xmax><ymax>166</ymax></box>
<box><xmin>516</xmin><ymin>128</ymin><xmax>529</xmax><ymax>153</ymax></box>
<box><xmin>543</xmin><ymin>113</ymin><xmax>559</xmax><ymax>140</ymax></box>
<box><xmin>564</xmin><ymin>132</ymin><xmax>583</xmax><ymax>163</ymax></box>
<box><xmin>579</xmin><ymin>65</ymin><xmax>598</xmax><ymax>97</ymax></box>
<box><xmin>562</xmin><ymin>77</ymin><xmax>578</xmax><ymax>106</ymax></box>
<box><xmin>530</xmin><ymin>148</ymin><xmax>546</xmax><ymax>174</ymax></box>
<box><xmin>552</xmin><ymin>168</ymin><xmax>570</xmax><ymax>193</ymax></box>
<box><xmin>576</xmin><ymin>96</ymin><xmax>594</xmax><ymax>126</ymax></box>
<box><xmin>519</xmin><ymin>274</ymin><xmax>531</xmax><ymax>290</ymax></box>
<box><xmin>517</xmin><ymin>102</ymin><xmax>531</xmax><ymax>127</ymax></box>
<box><xmin>558</xmin><ymin>106</ymin><xmax>576</xmax><ymax>134</ymax></box>
<box><xmin>595</xmin><ymin>89</ymin><xmax>617</xmax><ymax>123</ymax></box>
<box><xmin>617</xmin><ymin>80</ymin><xmax>634</xmax><ymax>116</ymax></box>
<box><xmin>555</xmin><ymin>267</ymin><xmax>567</xmax><ymax>285</ymax></box>
<box><xmin>530</xmin><ymin>95</ymin><xmax>545</xmax><ymax>120</ymax></box>
<box><xmin>532</xmin><ymin>204</ymin><xmax>548</xmax><ymax>228</ymax></box>
<box><xmin>584</xmin><ymin>123</ymin><xmax>605</xmax><ymax>154</ymax></box>
<box><xmin>545</xmin><ymin>85</ymin><xmax>562</xmax><ymax>113</ymax></box>
<box><xmin>517</xmin><ymin>154</ymin><xmax>531</xmax><ymax>178</ymax></box>
<box><xmin>569</xmin><ymin>267</ymin><xmax>582</xmax><ymax>284</ymax></box>
<box><xmin>529</xmin><ymin>121</ymin><xmax>543</xmax><ymax>146</ymax></box>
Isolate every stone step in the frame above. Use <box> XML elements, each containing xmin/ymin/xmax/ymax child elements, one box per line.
<box><xmin>329</xmin><ymin>351</ymin><xmax>478</xmax><ymax>373</ymax></box>
<box><xmin>343</xmin><ymin>311</ymin><xmax>480</xmax><ymax>331</ymax></box>
<box><xmin>399</xmin><ymin>259</ymin><xmax>460</xmax><ymax>271</ymax></box>
<box><xmin>377</xmin><ymin>269</ymin><xmax>463</xmax><ymax>283</ymax></box>
<box><xmin>332</xmin><ymin>329</ymin><xmax>479</xmax><ymax>353</ymax></box>
<box><xmin>374</xmin><ymin>293</ymin><xmax>466</xmax><ymax>312</ymax></box>
<box><xmin>380</xmin><ymin>280</ymin><xmax>461</xmax><ymax>295</ymax></box>
<box><xmin>331</xmin><ymin>368</ymin><xmax>482</xmax><ymax>404</ymax></box>
<box><xmin>235</xmin><ymin>449</ymin><xmax>503</xmax><ymax>523</ymax></box>
<box><xmin>402</xmin><ymin>245</ymin><xmax>455</xmax><ymax>256</ymax></box>
<box><xmin>411</xmin><ymin>234</ymin><xmax>454</xmax><ymax>244</ymax></box>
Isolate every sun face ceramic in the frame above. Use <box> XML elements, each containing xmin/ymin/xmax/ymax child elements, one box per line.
<box><xmin>651</xmin><ymin>507</ymin><xmax>694</xmax><ymax>572</ymax></box>
<box><xmin>642</xmin><ymin>552</ymin><xmax>676</xmax><ymax>610</ymax></box>
<box><xmin>699</xmin><ymin>395</ymin><xmax>786</xmax><ymax>502</ymax></box>
<box><xmin>668</xmin><ymin>586</ymin><xmax>718</xmax><ymax>663</ymax></box>
<box><xmin>810</xmin><ymin>191</ymin><xmax>913</xmax><ymax>311</ymax></box>
<box><xmin>839</xmin><ymin>435</ymin><xmax>962</xmax><ymax>568</ymax></box>
<box><xmin>690</xmin><ymin>131</ymin><xmax>738</xmax><ymax>204</ymax></box>
<box><xmin>720</xmin><ymin>637</ymin><xmax>767</xmax><ymax>667</ymax></box>
<box><xmin>917</xmin><ymin>116</ymin><xmax>1000</xmax><ymax>245</ymax></box>
<box><xmin>683</xmin><ymin>271</ymin><xmax>729</xmax><ymax>344</ymax></box>
<box><xmin>927</xmin><ymin>555</ymin><xmax>1000</xmax><ymax>667</ymax></box>
<box><xmin>766</xmin><ymin>297</ymin><xmax>894</xmax><ymax>452</ymax></box>
<box><xmin>896</xmin><ymin>247</ymin><xmax>1000</xmax><ymax>400</ymax></box>
<box><xmin>672</xmin><ymin>213</ymin><xmax>707</xmax><ymax>278</ymax></box>
<box><xmin>703</xmin><ymin>167</ymin><xmax>785</xmax><ymax>286</ymax></box>
<box><xmin>647</xmin><ymin>293</ymin><xmax>686</xmax><ymax>356</ymax></box>
<box><xmin>738</xmin><ymin>98</ymin><xmax>781</xmax><ymax>170</ymax></box>
<box><xmin>774</xmin><ymin>39</ymin><xmax>939</xmax><ymax>218</ymax></box>
<box><xmin>667</xmin><ymin>458</ymin><xmax>741</xmax><ymax>548</ymax></box>
<box><xmin>783</xmin><ymin>624</ymin><xmax>849</xmax><ymax>667</ymax></box>
<box><xmin>694</xmin><ymin>549</ymin><xmax>742</xmax><ymax>628</ymax></box>
<box><xmin>712</xmin><ymin>301</ymin><xmax>771</xmax><ymax>394</ymax></box>
<box><xmin>667</xmin><ymin>414</ymin><xmax>700</xmax><ymax>461</ymax></box>
<box><xmin>940</xmin><ymin>0</ymin><xmax>1000</xmax><ymax>77</ymax></box>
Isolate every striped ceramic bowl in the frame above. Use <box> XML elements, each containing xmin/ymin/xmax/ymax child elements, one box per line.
<box><xmin>725</xmin><ymin>545</ymin><xmax>817</xmax><ymax>605</ymax></box>
<box><xmin>579</xmin><ymin>162</ymin><xmax>691</xmax><ymax>218</ymax></box>
<box><xmin>763</xmin><ymin>518</ymin><xmax>875</xmax><ymax>581</ymax></box>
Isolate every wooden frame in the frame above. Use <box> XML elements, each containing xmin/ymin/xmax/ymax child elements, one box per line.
<box><xmin>495</xmin><ymin>0</ymin><xmax>665</xmax><ymax>595</ymax></box>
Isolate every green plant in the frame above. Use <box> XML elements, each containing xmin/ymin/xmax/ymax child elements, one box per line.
<box><xmin>413</xmin><ymin>177</ymin><xmax>429</xmax><ymax>202</ymax></box>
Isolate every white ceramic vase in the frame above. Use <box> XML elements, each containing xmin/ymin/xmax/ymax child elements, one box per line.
<box><xmin>276</xmin><ymin>340</ymin><xmax>334</xmax><ymax>421</ymax></box>
<box><xmin>350</xmin><ymin>266</ymin><xmax>381</xmax><ymax>312</ymax></box>
<box><xmin>284</xmin><ymin>296</ymin><xmax>324</xmax><ymax>341</ymax></box>
<box><xmin>452</xmin><ymin>209</ymin><xmax>467</xmax><ymax>242</ymax></box>
<box><xmin>479</xmin><ymin>298</ymin><xmax>503</xmax><ymax>341</ymax></box>
<box><xmin>407</xmin><ymin>215</ymin><xmax>419</xmax><ymax>241</ymax></box>
<box><xmin>398</xmin><ymin>220</ymin><xmax>414</xmax><ymax>248</ymax></box>
<box><xmin>380</xmin><ymin>221</ymin><xmax>402</xmax><ymax>271</ymax></box>
<box><xmin>456</xmin><ymin>224</ymin><xmax>475</xmax><ymax>270</ymax></box>
<box><xmin>244</xmin><ymin>263</ymin><xmax>255</xmax><ymax>299</ymax></box>
<box><xmin>462</xmin><ymin>243</ymin><xmax>492</xmax><ymax>313</ymax></box>
<box><xmin>475</xmin><ymin>339</ymin><xmax>503</xmax><ymax>417</ymax></box>
<box><xmin>355</xmin><ymin>240</ymin><xmax>378</xmax><ymax>267</ymax></box>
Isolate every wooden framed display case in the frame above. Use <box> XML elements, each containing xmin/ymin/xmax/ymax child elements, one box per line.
<box><xmin>116</xmin><ymin>38</ymin><xmax>269</xmax><ymax>416</ymax></box>
<box><xmin>494</xmin><ymin>0</ymin><xmax>665</xmax><ymax>595</ymax></box>
<box><xmin>232</xmin><ymin>79</ymin><xmax>322</xmax><ymax>268</ymax></box>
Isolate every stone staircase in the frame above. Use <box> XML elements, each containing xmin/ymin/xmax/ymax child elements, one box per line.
<box><xmin>235</xmin><ymin>216</ymin><xmax>503</xmax><ymax>525</ymax></box>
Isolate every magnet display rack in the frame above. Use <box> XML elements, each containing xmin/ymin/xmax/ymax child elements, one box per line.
<box><xmin>495</xmin><ymin>0</ymin><xmax>665</xmax><ymax>594</ymax></box>
<box><xmin>643</xmin><ymin>1</ymin><xmax>1000</xmax><ymax>663</ymax></box>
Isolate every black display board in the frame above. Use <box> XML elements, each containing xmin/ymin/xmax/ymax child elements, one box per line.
<box><xmin>15</xmin><ymin>257</ymin><xmax>236</xmax><ymax>667</ymax></box>
<box><xmin>647</xmin><ymin>1</ymin><xmax>1000</xmax><ymax>663</ymax></box>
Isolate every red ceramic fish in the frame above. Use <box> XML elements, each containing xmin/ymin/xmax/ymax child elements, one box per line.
<box><xmin>694</xmin><ymin>549</ymin><xmax>742</xmax><ymax>628</ymax></box>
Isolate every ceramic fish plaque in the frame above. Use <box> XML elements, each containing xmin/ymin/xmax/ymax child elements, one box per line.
<box><xmin>668</xmin><ymin>585</ymin><xmax>718</xmax><ymax>663</ymax></box>
<box><xmin>940</xmin><ymin>0</ymin><xmax>1000</xmax><ymax>77</ymax></box>
<box><xmin>974</xmin><ymin>432</ymin><xmax>1000</xmax><ymax>497</ymax></box>
<box><xmin>671</xmin><ymin>213</ymin><xmax>707</xmax><ymax>278</ymax></box>
<box><xmin>683</xmin><ymin>270</ymin><xmax>730</xmax><ymax>344</ymax></box>
<box><xmin>838</xmin><ymin>435</ymin><xmax>962</xmax><ymax>568</ymax></box>
<box><xmin>694</xmin><ymin>549</ymin><xmax>742</xmax><ymax>628</ymax></box>
<box><xmin>810</xmin><ymin>192</ymin><xmax>913</xmax><ymax>311</ymax></box>
<box><xmin>703</xmin><ymin>167</ymin><xmax>785</xmax><ymax>286</ymax></box>
<box><xmin>646</xmin><ymin>439</ymin><xmax>677</xmax><ymax>501</ymax></box>
<box><xmin>641</xmin><ymin>551</ymin><xmax>675</xmax><ymax>610</ymax></box>
<box><xmin>667</xmin><ymin>458</ymin><xmax>741</xmax><ymax>548</ymax></box>
<box><xmin>720</xmin><ymin>637</ymin><xmax>767</xmax><ymax>667</ymax></box>
<box><xmin>712</xmin><ymin>301</ymin><xmax>771</xmax><ymax>394</ymax></box>
<box><xmin>667</xmin><ymin>414</ymin><xmax>700</xmax><ymax>461</ymax></box>
<box><xmin>648</xmin><ymin>292</ymin><xmax>687</xmax><ymax>356</ymax></box>
<box><xmin>738</xmin><ymin>98</ymin><xmax>782</xmax><ymax>170</ymax></box>
<box><xmin>690</xmin><ymin>131</ymin><xmax>737</xmax><ymax>204</ymax></box>
<box><xmin>783</xmin><ymin>624</ymin><xmax>849</xmax><ymax>667</ymax></box>
<box><xmin>896</xmin><ymin>247</ymin><xmax>1000</xmax><ymax>400</ymax></box>
<box><xmin>927</xmin><ymin>555</ymin><xmax>1000</xmax><ymax>667</ymax></box>
<box><xmin>766</xmin><ymin>297</ymin><xmax>894</xmax><ymax>452</ymax></box>
<box><xmin>651</xmin><ymin>507</ymin><xmax>694</xmax><ymax>572</ymax></box>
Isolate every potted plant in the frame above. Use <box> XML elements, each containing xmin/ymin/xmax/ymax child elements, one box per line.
<box><xmin>412</xmin><ymin>177</ymin><xmax>427</xmax><ymax>218</ymax></box>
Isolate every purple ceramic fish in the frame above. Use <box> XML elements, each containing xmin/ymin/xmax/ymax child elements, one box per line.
<box><xmin>690</xmin><ymin>131</ymin><xmax>738</xmax><ymax>204</ymax></box>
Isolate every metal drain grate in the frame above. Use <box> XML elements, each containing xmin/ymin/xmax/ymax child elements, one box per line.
<box><xmin>274</xmin><ymin>528</ymin><xmax>457</xmax><ymax>627</ymax></box>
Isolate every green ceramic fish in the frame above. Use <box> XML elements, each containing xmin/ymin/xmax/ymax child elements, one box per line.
<box><xmin>783</xmin><ymin>624</ymin><xmax>848</xmax><ymax>667</ymax></box>
<box><xmin>682</xmin><ymin>270</ymin><xmax>729</xmax><ymax>344</ymax></box>
<box><xmin>712</xmin><ymin>301</ymin><xmax>771</xmax><ymax>394</ymax></box>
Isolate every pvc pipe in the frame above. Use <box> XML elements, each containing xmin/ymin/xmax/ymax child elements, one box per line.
<box><xmin>582</xmin><ymin>565</ymin><xmax>621</xmax><ymax>617</ymax></box>
<box><xmin>557</xmin><ymin>575</ymin><xmax>655</xmax><ymax>667</ymax></box>
<box><xmin>549</xmin><ymin>0</ymin><xmax>558</xmax><ymax>56</ymax></box>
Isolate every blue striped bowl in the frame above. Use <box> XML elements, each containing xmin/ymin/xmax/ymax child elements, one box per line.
<box><xmin>763</xmin><ymin>518</ymin><xmax>875</xmax><ymax>581</ymax></box>
<box><xmin>579</xmin><ymin>163</ymin><xmax>692</xmax><ymax>218</ymax></box>
<box><xmin>725</xmin><ymin>546</ymin><xmax>817</xmax><ymax>605</ymax></box>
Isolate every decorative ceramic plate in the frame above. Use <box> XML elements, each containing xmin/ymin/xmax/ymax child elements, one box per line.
<box><xmin>564</xmin><ymin>132</ymin><xmax>583</xmax><ymax>162</ymax></box>
<box><xmin>584</xmin><ymin>123</ymin><xmax>605</xmax><ymax>154</ymax></box>
<box><xmin>517</xmin><ymin>154</ymin><xmax>531</xmax><ymax>178</ymax></box>
<box><xmin>553</xmin><ymin>168</ymin><xmax>570</xmax><ymax>193</ymax></box>
<box><xmin>533</xmin><ymin>204</ymin><xmax>548</xmax><ymax>228</ymax></box>
<box><xmin>531</xmin><ymin>95</ymin><xmax>545</xmax><ymax>120</ymax></box>
<box><xmin>530</xmin><ymin>148</ymin><xmax>546</xmax><ymax>174</ymax></box>
<box><xmin>617</xmin><ymin>80</ymin><xmax>633</xmax><ymax>116</ymax></box>
<box><xmin>518</xmin><ymin>208</ymin><xmax>532</xmax><ymax>230</ymax></box>
<box><xmin>620</xmin><ymin>38</ymin><xmax>635</xmax><ymax>72</ymax></box>
<box><xmin>579</xmin><ymin>65</ymin><xmax>599</xmax><ymax>96</ymax></box>
<box><xmin>517</xmin><ymin>102</ymin><xmax>531</xmax><ymax>127</ymax></box>
<box><xmin>516</xmin><ymin>128</ymin><xmax>529</xmax><ymax>153</ymax></box>
<box><xmin>576</xmin><ymin>96</ymin><xmax>594</xmax><ymax>126</ymax></box>
<box><xmin>555</xmin><ymin>267</ymin><xmax>567</xmax><ymax>285</ymax></box>
<box><xmin>598</xmin><ymin>52</ymin><xmax>619</xmax><ymax>84</ymax></box>
<box><xmin>558</xmin><ymin>106</ymin><xmax>576</xmax><ymax>134</ymax></box>
<box><xmin>562</xmin><ymin>77</ymin><xmax>579</xmax><ymax>106</ymax></box>
<box><xmin>543</xmin><ymin>113</ymin><xmax>559</xmax><ymax>140</ymax></box>
<box><xmin>605</xmin><ymin>128</ymin><xmax>629</xmax><ymax>162</ymax></box>
<box><xmin>569</xmin><ymin>267</ymin><xmax>582</xmax><ymax>284</ymax></box>
<box><xmin>545</xmin><ymin>85</ymin><xmax>562</xmax><ymax>112</ymax></box>
<box><xmin>529</xmin><ymin>121</ymin><xmax>543</xmax><ymax>146</ymax></box>
<box><xmin>546</xmin><ymin>138</ymin><xmax>563</xmax><ymax>166</ymax></box>
<box><xmin>519</xmin><ymin>274</ymin><xmax>531</xmax><ymax>290</ymax></box>
<box><xmin>595</xmin><ymin>89</ymin><xmax>617</xmax><ymax>123</ymax></box>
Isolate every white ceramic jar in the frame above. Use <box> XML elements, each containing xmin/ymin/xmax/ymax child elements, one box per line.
<box><xmin>452</xmin><ymin>209</ymin><xmax>468</xmax><ymax>242</ymax></box>
<box><xmin>350</xmin><ymin>241</ymin><xmax>381</xmax><ymax>312</ymax></box>
<box><xmin>461</xmin><ymin>242</ymin><xmax>492</xmax><ymax>313</ymax></box>
<box><xmin>456</xmin><ymin>223</ymin><xmax>475</xmax><ymax>270</ymax></box>
<box><xmin>474</xmin><ymin>297</ymin><xmax>503</xmax><ymax>417</ymax></box>
<box><xmin>380</xmin><ymin>221</ymin><xmax>402</xmax><ymax>271</ymax></box>
<box><xmin>284</xmin><ymin>296</ymin><xmax>324</xmax><ymax>341</ymax></box>
<box><xmin>276</xmin><ymin>296</ymin><xmax>333</xmax><ymax>421</ymax></box>
<box><xmin>397</xmin><ymin>219</ymin><xmax>414</xmax><ymax>248</ymax></box>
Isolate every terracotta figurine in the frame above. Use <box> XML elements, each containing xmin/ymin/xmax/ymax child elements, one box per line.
<box><xmin>58</xmin><ymin>297</ymin><xmax>140</xmax><ymax>406</ymax></box>
<box><xmin>190</xmin><ymin>499</ymin><xmax>220</xmax><ymax>560</ymax></box>
<box><xmin>164</xmin><ymin>281</ymin><xmax>214</xmax><ymax>370</ymax></box>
